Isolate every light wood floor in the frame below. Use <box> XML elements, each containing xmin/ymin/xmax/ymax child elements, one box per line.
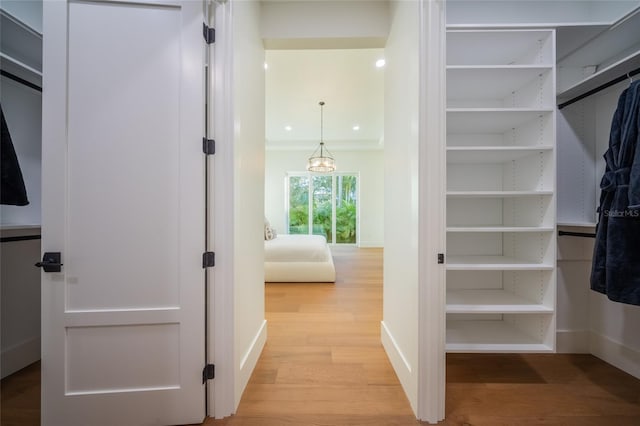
<box><xmin>2</xmin><ymin>247</ymin><xmax>639</xmax><ymax>425</ymax></box>
<box><xmin>207</xmin><ymin>246</ymin><xmax>418</xmax><ymax>426</ymax></box>
<box><xmin>208</xmin><ymin>247</ymin><xmax>640</xmax><ymax>425</ymax></box>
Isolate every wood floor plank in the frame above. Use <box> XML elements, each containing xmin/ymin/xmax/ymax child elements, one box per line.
<box><xmin>0</xmin><ymin>361</ymin><xmax>41</xmax><ymax>426</ymax></box>
<box><xmin>4</xmin><ymin>247</ymin><xmax>640</xmax><ymax>426</ymax></box>
<box><xmin>219</xmin><ymin>247</ymin><xmax>640</xmax><ymax>426</ymax></box>
<box><xmin>231</xmin><ymin>247</ymin><xmax>415</xmax><ymax>420</ymax></box>
<box><xmin>204</xmin><ymin>414</ymin><xmax>421</xmax><ymax>425</ymax></box>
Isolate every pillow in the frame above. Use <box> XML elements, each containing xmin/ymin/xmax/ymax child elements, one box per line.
<box><xmin>265</xmin><ymin>226</ymin><xmax>274</xmax><ymax>240</ymax></box>
<box><xmin>264</xmin><ymin>218</ymin><xmax>277</xmax><ymax>240</ymax></box>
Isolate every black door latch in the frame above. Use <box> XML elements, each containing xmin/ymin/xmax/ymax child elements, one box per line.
<box><xmin>35</xmin><ymin>252</ymin><xmax>63</xmax><ymax>272</ymax></box>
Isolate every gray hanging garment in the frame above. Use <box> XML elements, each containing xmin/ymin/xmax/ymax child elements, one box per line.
<box><xmin>1</xmin><ymin>104</ymin><xmax>30</xmax><ymax>206</ymax></box>
<box><xmin>591</xmin><ymin>80</ymin><xmax>640</xmax><ymax>306</ymax></box>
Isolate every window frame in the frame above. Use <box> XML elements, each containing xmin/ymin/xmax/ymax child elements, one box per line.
<box><xmin>285</xmin><ymin>171</ymin><xmax>360</xmax><ymax>245</ymax></box>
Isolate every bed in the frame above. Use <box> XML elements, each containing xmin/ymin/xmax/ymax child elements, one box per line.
<box><xmin>264</xmin><ymin>234</ymin><xmax>336</xmax><ymax>283</ymax></box>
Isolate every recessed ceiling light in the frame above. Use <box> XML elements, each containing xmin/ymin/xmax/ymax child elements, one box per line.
<box><xmin>352</xmin><ymin>125</ymin><xmax>360</xmax><ymax>131</ymax></box>
<box><xmin>285</xmin><ymin>125</ymin><xmax>292</xmax><ymax>131</ymax></box>
<box><xmin>375</xmin><ymin>59</ymin><xmax>386</xmax><ymax>68</ymax></box>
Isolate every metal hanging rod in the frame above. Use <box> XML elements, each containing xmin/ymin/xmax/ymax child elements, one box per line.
<box><xmin>1</xmin><ymin>234</ymin><xmax>41</xmax><ymax>243</ymax></box>
<box><xmin>558</xmin><ymin>67</ymin><xmax>640</xmax><ymax>110</ymax></box>
<box><xmin>558</xmin><ymin>230</ymin><xmax>596</xmax><ymax>238</ymax></box>
<box><xmin>0</xmin><ymin>69</ymin><xmax>42</xmax><ymax>92</ymax></box>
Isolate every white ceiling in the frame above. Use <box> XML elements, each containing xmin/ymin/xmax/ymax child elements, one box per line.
<box><xmin>265</xmin><ymin>48</ymin><xmax>385</xmax><ymax>151</ymax></box>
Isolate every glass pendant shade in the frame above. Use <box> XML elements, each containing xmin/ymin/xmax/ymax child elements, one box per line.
<box><xmin>307</xmin><ymin>142</ymin><xmax>335</xmax><ymax>172</ymax></box>
<box><xmin>307</xmin><ymin>101</ymin><xmax>336</xmax><ymax>173</ymax></box>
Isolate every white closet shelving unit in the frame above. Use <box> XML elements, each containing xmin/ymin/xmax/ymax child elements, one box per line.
<box><xmin>446</xmin><ymin>29</ymin><xmax>557</xmax><ymax>352</ymax></box>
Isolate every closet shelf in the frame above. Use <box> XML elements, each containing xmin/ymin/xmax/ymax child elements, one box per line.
<box><xmin>446</xmin><ymin>289</ymin><xmax>554</xmax><ymax>314</ymax></box>
<box><xmin>447</xmin><ymin>109</ymin><xmax>553</xmax><ymax>133</ymax></box>
<box><xmin>557</xmin><ymin>222</ymin><xmax>596</xmax><ymax>228</ymax></box>
<box><xmin>556</xmin><ymin>7</ymin><xmax>640</xmax><ymax>90</ymax></box>
<box><xmin>447</xmin><ymin>190</ymin><xmax>553</xmax><ymax>198</ymax></box>
<box><xmin>447</xmin><ymin>146</ymin><xmax>553</xmax><ymax>163</ymax></box>
<box><xmin>446</xmin><ymin>30</ymin><xmax>554</xmax><ymax>66</ymax></box>
<box><xmin>446</xmin><ymin>320</ymin><xmax>554</xmax><ymax>353</ymax></box>
<box><xmin>447</xmin><ymin>66</ymin><xmax>553</xmax><ymax>106</ymax></box>
<box><xmin>446</xmin><ymin>255</ymin><xmax>554</xmax><ymax>271</ymax></box>
<box><xmin>447</xmin><ymin>226</ymin><xmax>554</xmax><ymax>233</ymax></box>
<box><xmin>557</xmin><ymin>49</ymin><xmax>640</xmax><ymax>103</ymax></box>
<box><xmin>447</xmin><ymin>65</ymin><xmax>553</xmax><ymax>70</ymax></box>
<box><xmin>556</xmin><ymin>6</ymin><xmax>640</xmax><ymax>100</ymax></box>
<box><xmin>447</xmin><ymin>108</ymin><xmax>553</xmax><ymax>112</ymax></box>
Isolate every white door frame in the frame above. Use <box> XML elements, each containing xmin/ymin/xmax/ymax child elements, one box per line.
<box><xmin>209</xmin><ymin>0</ymin><xmax>236</xmax><ymax>418</ymax></box>
<box><xmin>209</xmin><ymin>0</ymin><xmax>447</xmax><ymax>421</ymax></box>
<box><xmin>417</xmin><ymin>0</ymin><xmax>447</xmax><ymax>422</ymax></box>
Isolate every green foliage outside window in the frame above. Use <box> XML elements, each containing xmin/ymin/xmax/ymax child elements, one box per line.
<box><xmin>288</xmin><ymin>174</ymin><xmax>357</xmax><ymax>244</ymax></box>
<box><xmin>288</xmin><ymin>176</ymin><xmax>309</xmax><ymax>234</ymax></box>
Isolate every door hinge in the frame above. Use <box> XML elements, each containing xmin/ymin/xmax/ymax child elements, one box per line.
<box><xmin>437</xmin><ymin>253</ymin><xmax>445</xmax><ymax>264</ymax></box>
<box><xmin>203</xmin><ymin>23</ymin><xmax>215</xmax><ymax>44</ymax></box>
<box><xmin>202</xmin><ymin>364</ymin><xmax>215</xmax><ymax>383</ymax></box>
<box><xmin>203</xmin><ymin>138</ymin><xmax>216</xmax><ymax>155</ymax></box>
<box><xmin>203</xmin><ymin>251</ymin><xmax>215</xmax><ymax>268</ymax></box>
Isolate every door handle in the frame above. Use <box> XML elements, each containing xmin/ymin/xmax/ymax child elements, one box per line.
<box><xmin>35</xmin><ymin>252</ymin><xmax>63</xmax><ymax>272</ymax></box>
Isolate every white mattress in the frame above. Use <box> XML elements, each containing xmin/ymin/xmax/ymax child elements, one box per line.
<box><xmin>264</xmin><ymin>234</ymin><xmax>336</xmax><ymax>282</ymax></box>
<box><xmin>265</xmin><ymin>234</ymin><xmax>331</xmax><ymax>262</ymax></box>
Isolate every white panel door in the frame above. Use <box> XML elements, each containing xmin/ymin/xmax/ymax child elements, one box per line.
<box><xmin>41</xmin><ymin>1</ymin><xmax>206</xmax><ymax>425</ymax></box>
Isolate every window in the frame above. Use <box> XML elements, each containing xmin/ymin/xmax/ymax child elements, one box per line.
<box><xmin>286</xmin><ymin>173</ymin><xmax>358</xmax><ymax>244</ymax></box>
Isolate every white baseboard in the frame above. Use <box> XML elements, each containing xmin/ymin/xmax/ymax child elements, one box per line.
<box><xmin>381</xmin><ymin>321</ymin><xmax>416</xmax><ymax>412</ymax></box>
<box><xmin>1</xmin><ymin>336</ymin><xmax>40</xmax><ymax>379</ymax></box>
<box><xmin>236</xmin><ymin>319</ymin><xmax>267</xmax><ymax>407</ymax></box>
<box><xmin>589</xmin><ymin>331</ymin><xmax>640</xmax><ymax>379</ymax></box>
<box><xmin>556</xmin><ymin>330</ymin><xmax>589</xmax><ymax>353</ymax></box>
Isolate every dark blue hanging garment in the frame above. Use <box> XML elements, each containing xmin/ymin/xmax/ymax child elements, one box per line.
<box><xmin>1</xmin><ymin>104</ymin><xmax>29</xmax><ymax>206</ymax></box>
<box><xmin>591</xmin><ymin>80</ymin><xmax>640</xmax><ymax>306</ymax></box>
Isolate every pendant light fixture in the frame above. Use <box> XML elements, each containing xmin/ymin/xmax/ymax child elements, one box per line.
<box><xmin>307</xmin><ymin>101</ymin><xmax>336</xmax><ymax>173</ymax></box>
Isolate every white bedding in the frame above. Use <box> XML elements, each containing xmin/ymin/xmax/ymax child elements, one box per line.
<box><xmin>264</xmin><ymin>234</ymin><xmax>336</xmax><ymax>283</ymax></box>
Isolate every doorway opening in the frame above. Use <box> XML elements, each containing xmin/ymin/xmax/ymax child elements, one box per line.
<box><xmin>264</xmin><ymin>48</ymin><xmax>384</xmax><ymax>249</ymax></box>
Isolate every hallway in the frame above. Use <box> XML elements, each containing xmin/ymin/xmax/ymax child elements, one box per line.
<box><xmin>211</xmin><ymin>246</ymin><xmax>419</xmax><ymax>424</ymax></box>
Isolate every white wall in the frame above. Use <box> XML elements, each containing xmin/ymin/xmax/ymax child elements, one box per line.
<box><xmin>1</xmin><ymin>227</ymin><xmax>41</xmax><ymax>378</ymax></box>
<box><xmin>232</xmin><ymin>0</ymin><xmax>267</xmax><ymax>408</ymax></box>
<box><xmin>557</xmin><ymin>227</ymin><xmax>640</xmax><ymax>378</ymax></box>
<box><xmin>261</xmin><ymin>0</ymin><xmax>389</xmax><ymax>48</ymax></box>
<box><xmin>381</xmin><ymin>0</ymin><xmax>420</xmax><ymax>414</ymax></box>
<box><xmin>0</xmin><ymin>0</ymin><xmax>43</xmax><ymax>33</ymax></box>
<box><xmin>557</xmin><ymin>84</ymin><xmax>640</xmax><ymax>378</ymax></box>
<box><xmin>556</xmin><ymin>227</ymin><xmax>594</xmax><ymax>353</ymax></box>
<box><xmin>264</xmin><ymin>149</ymin><xmax>384</xmax><ymax>247</ymax></box>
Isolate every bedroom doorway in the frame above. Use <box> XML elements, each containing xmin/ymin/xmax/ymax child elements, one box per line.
<box><xmin>286</xmin><ymin>172</ymin><xmax>359</xmax><ymax>245</ymax></box>
<box><xmin>228</xmin><ymin>0</ymin><xmax>446</xmax><ymax>420</ymax></box>
<box><xmin>264</xmin><ymin>48</ymin><xmax>384</xmax><ymax>249</ymax></box>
